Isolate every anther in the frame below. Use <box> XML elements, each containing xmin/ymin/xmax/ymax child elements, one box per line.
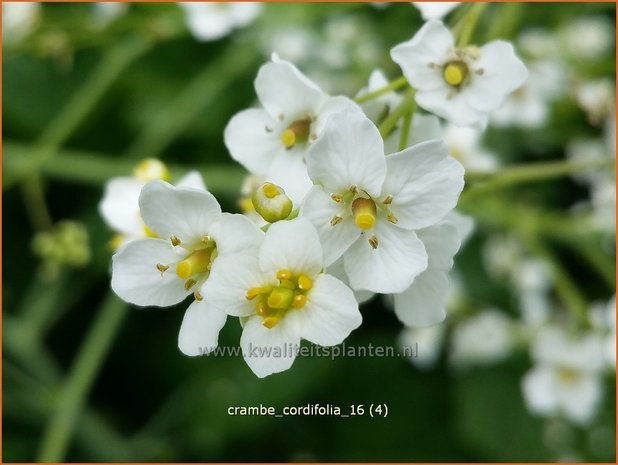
<box><xmin>262</xmin><ymin>316</ymin><xmax>280</xmax><ymax>329</ymax></box>
<box><xmin>369</xmin><ymin>235</ymin><xmax>379</xmax><ymax>249</ymax></box>
<box><xmin>382</xmin><ymin>195</ymin><xmax>393</xmax><ymax>205</ymax></box>
<box><xmin>156</xmin><ymin>263</ymin><xmax>169</xmax><ymax>274</ymax></box>
<box><xmin>184</xmin><ymin>279</ymin><xmax>197</xmax><ymax>291</ymax></box>
<box><xmin>276</xmin><ymin>269</ymin><xmax>292</xmax><ymax>280</ymax></box>
<box><xmin>330</xmin><ymin>215</ymin><xmax>343</xmax><ymax>226</ymax></box>
<box><xmin>387</xmin><ymin>213</ymin><xmax>398</xmax><ymax>224</ymax></box>
<box><xmin>170</xmin><ymin>234</ymin><xmax>181</xmax><ymax>247</ymax></box>
<box><xmin>297</xmin><ymin>274</ymin><xmax>313</xmax><ymax>291</ymax></box>
<box><xmin>194</xmin><ymin>290</ymin><xmax>203</xmax><ymax>301</ymax></box>
<box><xmin>331</xmin><ymin>193</ymin><xmax>344</xmax><ymax>203</ymax></box>
<box><xmin>292</xmin><ymin>294</ymin><xmax>307</xmax><ymax>309</ymax></box>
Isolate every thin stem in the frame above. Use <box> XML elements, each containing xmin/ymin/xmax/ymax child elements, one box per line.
<box><xmin>456</xmin><ymin>2</ymin><xmax>488</xmax><ymax>47</ymax></box>
<box><xmin>20</xmin><ymin>176</ymin><xmax>53</xmax><ymax>231</ymax></box>
<box><xmin>37</xmin><ymin>293</ymin><xmax>128</xmax><ymax>462</ymax></box>
<box><xmin>398</xmin><ymin>96</ymin><xmax>416</xmax><ymax>151</ymax></box>
<box><xmin>354</xmin><ymin>76</ymin><xmax>408</xmax><ymax>104</ymax></box>
<box><xmin>378</xmin><ymin>88</ymin><xmax>416</xmax><ymax>139</ymax></box>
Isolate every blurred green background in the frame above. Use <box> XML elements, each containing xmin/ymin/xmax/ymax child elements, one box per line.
<box><xmin>3</xmin><ymin>2</ymin><xmax>616</xmax><ymax>462</ymax></box>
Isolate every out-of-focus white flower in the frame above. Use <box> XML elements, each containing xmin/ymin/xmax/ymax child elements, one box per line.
<box><xmin>514</xmin><ymin>259</ymin><xmax>552</xmax><ymax>328</ymax></box>
<box><xmin>559</xmin><ymin>16</ymin><xmax>614</xmax><ymax>60</ymax></box>
<box><xmin>357</xmin><ymin>69</ymin><xmax>403</xmax><ymax>125</ymax></box>
<box><xmin>449</xmin><ymin>309</ymin><xmax>515</xmax><ymax>368</ymax></box>
<box><xmin>391</xmin><ymin>20</ymin><xmax>528</xmax><ymax>128</ymax></box>
<box><xmin>179</xmin><ymin>2</ymin><xmax>261</xmax><ymax>42</ymax></box>
<box><xmin>492</xmin><ymin>61</ymin><xmax>566</xmax><ymax>128</ymax></box>
<box><xmin>99</xmin><ymin>159</ymin><xmax>206</xmax><ymax>249</ymax></box>
<box><xmin>266</xmin><ymin>28</ymin><xmax>317</xmax><ymax>63</ymax></box>
<box><xmin>224</xmin><ymin>54</ymin><xmax>361</xmax><ymax>203</ymax></box>
<box><xmin>412</xmin><ymin>2</ymin><xmax>460</xmax><ymax>20</ymax></box>
<box><xmin>203</xmin><ymin>218</ymin><xmax>362</xmax><ymax>378</ymax></box>
<box><xmin>518</xmin><ymin>28</ymin><xmax>561</xmax><ymax>60</ymax></box>
<box><xmin>443</xmin><ymin>123</ymin><xmax>498</xmax><ymax>171</ymax></box>
<box><xmin>522</xmin><ymin>326</ymin><xmax>605</xmax><ymax>425</ymax></box>
<box><xmin>575</xmin><ymin>78</ymin><xmax>615</xmax><ymax>126</ymax></box>
<box><xmin>302</xmin><ymin>111</ymin><xmax>464</xmax><ymax>294</ymax></box>
<box><xmin>590</xmin><ymin>295</ymin><xmax>616</xmax><ymax>368</ymax></box>
<box><xmin>567</xmin><ymin>137</ymin><xmax>613</xmax><ymax>186</ymax></box>
<box><xmin>92</xmin><ymin>2</ymin><xmax>128</xmax><ymax>28</ymax></box>
<box><xmin>400</xmin><ymin>324</ymin><xmax>445</xmax><ymax>370</ymax></box>
<box><xmin>590</xmin><ymin>176</ymin><xmax>616</xmax><ymax>232</ymax></box>
<box><xmin>3</xmin><ymin>2</ymin><xmax>40</xmax><ymax>43</ymax></box>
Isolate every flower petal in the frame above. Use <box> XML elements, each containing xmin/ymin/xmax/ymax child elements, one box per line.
<box><xmin>417</xmin><ymin>221</ymin><xmax>462</xmax><ymax>270</ymax></box>
<box><xmin>416</xmin><ymin>86</ymin><xmax>489</xmax><ymax>128</ymax></box>
<box><xmin>212</xmin><ymin>213</ymin><xmax>264</xmax><ymax>256</ymax></box>
<box><xmin>393</xmin><ymin>269</ymin><xmax>448</xmax><ymax>327</ymax></box>
<box><xmin>295</xmin><ymin>274</ymin><xmax>362</xmax><ymax>346</ymax></box>
<box><xmin>344</xmin><ymin>221</ymin><xmax>428</xmax><ymax>294</ymax></box>
<box><xmin>99</xmin><ymin>177</ymin><xmax>144</xmax><ymax>237</ymax></box>
<box><xmin>255</xmin><ymin>55</ymin><xmax>326</xmax><ymax>119</ymax></box>
<box><xmin>263</xmin><ymin>151</ymin><xmax>313</xmax><ymax>205</ymax></box>
<box><xmin>240</xmin><ymin>315</ymin><xmax>301</xmax><ymax>378</ymax></box>
<box><xmin>301</xmin><ymin>186</ymin><xmax>361</xmax><ymax>266</ymax></box>
<box><xmin>259</xmin><ymin>217</ymin><xmax>323</xmax><ymax>276</ymax></box>
<box><xmin>178</xmin><ymin>299</ymin><xmax>227</xmax><ymax>356</ymax></box>
<box><xmin>382</xmin><ymin>140</ymin><xmax>465</xmax><ymax>230</ymax></box>
<box><xmin>306</xmin><ymin>111</ymin><xmax>386</xmax><ymax>195</ymax></box>
<box><xmin>139</xmin><ymin>180</ymin><xmax>221</xmax><ymax>243</ymax></box>
<box><xmin>111</xmin><ymin>238</ymin><xmax>189</xmax><ymax>307</ymax></box>
<box><xmin>224</xmin><ymin>108</ymin><xmax>283</xmax><ymax>176</ymax></box>
<box><xmin>558</xmin><ymin>374</ymin><xmax>602</xmax><ymax>425</ymax></box>
<box><xmin>176</xmin><ymin>170</ymin><xmax>208</xmax><ymax>191</ymax></box>
<box><xmin>326</xmin><ymin>258</ymin><xmax>375</xmax><ymax>304</ymax></box>
<box><xmin>522</xmin><ymin>365</ymin><xmax>559</xmax><ymax>415</ymax></box>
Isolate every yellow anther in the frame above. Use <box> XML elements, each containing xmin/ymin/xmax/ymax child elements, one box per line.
<box><xmin>443</xmin><ymin>61</ymin><xmax>468</xmax><ymax>87</ymax></box>
<box><xmin>256</xmin><ymin>300</ymin><xmax>269</xmax><ymax>316</ymax></box>
<box><xmin>280</xmin><ymin>119</ymin><xmax>311</xmax><ymax>149</ymax></box>
<box><xmin>134</xmin><ymin>159</ymin><xmax>170</xmax><ymax>182</ymax></box>
<box><xmin>175</xmin><ymin>249</ymin><xmax>213</xmax><ymax>279</ymax></box>
<box><xmin>350</xmin><ymin>185</ymin><xmax>358</xmax><ymax>194</ymax></box>
<box><xmin>297</xmin><ymin>274</ymin><xmax>313</xmax><ymax>291</ymax></box>
<box><xmin>382</xmin><ymin>195</ymin><xmax>393</xmax><ymax>205</ymax></box>
<box><xmin>369</xmin><ymin>235</ymin><xmax>379</xmax><ymax>249</ymax></box>
<box><xmin>387</xmin><ymin>213</ymin><xmax>398</xmax><ymax>224</ymax></box>
<box><xmin>109</xmin><ymin>234</ymin><xmax>125</xmax><ymax>251</ymax></box>
<box><xmin>194</xmin><ymin>290</ymin><xmax>203</xmax><ymax>302</ymax></box>
<box><xmin>143</xmin><ymin>224</ymin><xmax>158</xmax><ymax>238</ymax></box>
<box><xmin>156</xmin><ymin>263</ymin><xmax>169</xmax><ymax>274</ymax></box>
<box><xmin>262</xmin><ymin>182</ymin><xmax>280</xmax><ymax>199</ymax></box>
<box><xmin>352</xmin><ymin>197</ymin><xmax>377</xmax><ymax>231</ymax></box>
<box><xmin>292</xmin><ymin>294</ymin><xmax>308</xmax><ymax>309</ymax></box>
<box><xmin>280</xmin><ymin>129</ymin><xmax>297</xmax><ymax>148</ymax></box>
<box><xmin>262</xmin><ymin>316</ymin><xmax>280</xmax><ymax>329</ymax></box>
<box><xmin>276</xmin><ymin>269</ymin><xmax>292</xmax><ymax>280</ymax></box>
<box><xmin>246</xmin><ymin>287</ymin><xmax>263</xmax><ymax>300</ymax></box>
<box><xmin>170</xmin><ymin>234</ymin><xmax>181</xmax><ymax>247</ymax></box>
<box><xmin>331</xmin><ymin>193</ymin><xmax>344</xmax><ymax>203</ymax></box>
<box><xmin>330</xmin><ymin>215</ymin><xmax>343</xmax><ymax>226</ymax></box>
<box><xmin>267</xmin><ymin>287</ymin><xmax>295</xmax><ymax>310</ymax></box>
<box><xmin>184</xmin><ymin>279</ymin><xmax>197</xmax><ymax>291</ymax></box>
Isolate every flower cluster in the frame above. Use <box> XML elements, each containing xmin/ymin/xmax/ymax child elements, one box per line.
<box><xmin>105</xmin><ymin>16</ymin><xmax>531</xmax><ymax>378</ymax></box>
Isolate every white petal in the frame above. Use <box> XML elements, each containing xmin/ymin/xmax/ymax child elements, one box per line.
<box><xmin>224</xmin><ymin>108</ymin><xmax>283</xmax><ymax>175</ymax></box>
<box><xmin>416</xmin><ymin>86</ymin><xmax>489</xmax><ymax>128</ymax></box>
<box><xmin>259</xmin><ymin>217</ymin><xmax>323</xmax><ymax>276</ymax></box>
<box><xmin>255</xmin><ymin>56</ymin><xmax>326</xmax><ymax>119</ymax></box>
<box><xmin>382</xmin><ymin>140</ymin><xmax>465</xmax><ymax>229</ymax></box>
<box><xmin>263</xmin><ymin>151</ymin><xmax>313</xmax><ymax>205</ymax></box>
<box><xmin>393</xmin><ymin>269</ymin><xmax>448</xmax><ymax>327</ymax></box>
<box><xmin>412</xmin><ymin>2</ymin><xmax>460</xmax><ymax>20</ymax></box>
<box><xmin>326</xmin><ymin>258</ymin><xmax>375</xmax><ymax>304</ymax></box>
<box><xmin>384</xmin><ymin>112</ymin><xmax>443</xmax><ymax>154</ymax></box>
<box><xmin>312</xmin><ymin>95</ymin><xmax>364</xmax><ymax>135</ymax></box>
<box><xmin>178</xmin><ymin>299</ymin><xmax>227</xmax><ymax>356</ymax></box>
<box><xmin>344</xmin><ymin>221</ymin><xmax>428</xmax><ymax>294</ymax></box>
<box><xmin>417</xmin><ymin>221</ymin><xmax>462</xmax><ymax>270</ymax></box>
<box><xmin>99</xmin><ymin>177</ymin><xmax>144</xmax><ymax>237</ymax></box>
<box><xmin>295</xmin><ymin>274</ymin><xmax>362</xmax><ymax>346</ymax></box>
<box><xmin>211</xmin><ymin>213</ymin><xmax>264</xmax><ymax>257</ymax></box>
<box><xmin>559</xmin><ymin>374</ymin><xmax>602</xmax><ymax>425</ymax></box>
<box><xmin>522</xmin><ymin>365</ymin><xmax>559</xmax><ymax>415</ymax></box>
<box><xmin>111</xmin><ymin>238</ymin><xmax>189</xmax><ymax>307</ymax></box>
<box><xmin>180</xmin><ymin>2</ymin><xmax>234</xmax><ymax>41</ymax></box>
<box><xmin>139</xmin><ymin>180</ymin><xmax>222</xmax><ymax>243</ymax></box>
<box><xmin>227</xmin><ymin>2</ymin><xmax>262</xmax><ymax>27</ymax></box>
<box><xmin>301</xmin><ymin>186</ymin><xmax>361</xmax><ymax>266</ymax></box>
<box><xmin>240</xmin><ymin>315</ymin><xmax>301</xmax><ymax>378</ymax></box>
<box><xmin>306</xmin><ymin>111</ymin><xmax>386</xmax><ymax>195</ymax></box>
<box><xmin>202</xmin><ymin>254</ymin><xmax>269</xmax><ymax>317</ymax></box>
<box><xmin>176</xmin><ymin>170</ymin><xmax>207</xmax><ymax>191</ymax></box>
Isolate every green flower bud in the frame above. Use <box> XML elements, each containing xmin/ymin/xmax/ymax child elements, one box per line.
<box><xmin>251</xmin><ymin>183</ymin><xmax>293</xmax><ymax>223</ymax></box>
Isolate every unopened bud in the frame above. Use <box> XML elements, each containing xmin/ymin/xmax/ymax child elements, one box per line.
<box><xmin>251</xmin><ymin>183</ymin><xmax>293</xmax><ymax>223</ymax></box>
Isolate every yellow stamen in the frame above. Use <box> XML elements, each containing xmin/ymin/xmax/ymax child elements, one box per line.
<box><xmin>330</xmin><ymin>215</ymin><xmax>343</xmax><ymax>226</ymax></box>
<box><xmin>156</xmin><ymin>263</ymin><xmax>169</xmax><ymax>274</ymax></box>
<box><xmin>262</xmin><ymin>183</ymin><xmax>280</xmax><ymax>199</ymax></box>
<box><xmin>276</xmin><ymin>269</ymin><xmax>292</xmax><ymax>280</ymax></box>
<box><xmin>443</xmin><ymin>61</ymin><xmax>469</xmax><ymax>87</ymax></box>
<box><xmin>281</xmin><ymin>129</ymin><xmax>296</xmax><ymax>149</ymax></box>
<box><xmin>382</xmin><ymin>195</ymin><xmax>393</xmax><ymax>205</ymax></box>
<box><xmin>256</xmin><ymin>299</ymin><xmax>269</xmax><ymax>316</ymax></box>
<box><xmin>352</xmin><ymin>197</ymin><xmax>377</xmax><ymax>230</ymax></box>
<box><xmin>175</xmin><ymin>249</ymin><xmax>213</xmax><ymax>279</ymax></box>
<box><xmin>267</xmin><ymin>287</ymin><xmax>295</xmax><ymax>309</ymax></box>
<box><xmin>262</xmin><ymin>316</ymin><xmax>280</xmax><ymax>329</ymax></box>
<box><xmin>134</xmin><ymin>159</ymin><xmax>171</xmax><ymax>182</ymax></box>
<box><xmin>292</xmin><ymin>294</ymin><xmax>307</xmax><ymax>309</ymax></box>
<box><xmin>297</xmin><ymin>274</ymin><xmax>313</xmax><ymax>291</ymax></box>
<box><xmin>170</xmin><ymin>234</ymin><xmax>181</xmax><ymax>247</ymax></box>
<box><xmin>387</xmin><ymin>213</ymin><xmax>398</xmax><ymax>224</ymax></box>
<box><xmin>280</xmin><ymin>119</ymin><xmax>311</xmax><ymax>149</ymax></box>
<box><xmin>331</xmin><ymin>193</ymin><xmax>344</xmax><ymax>203</ymax></box>
<box><xmin>369</xmin><ymin>235</ymin><xmax>379</xmax><ymax>249</ymax></box>
<box><xmin>194</xmin><ymin>290</ymin><xmax>203</xmax><ymax>301</ymax></box>
<box><xmin>184</xmin><ymin>279</ymin><xmax>197</xmax><ymax>291</ymax></box>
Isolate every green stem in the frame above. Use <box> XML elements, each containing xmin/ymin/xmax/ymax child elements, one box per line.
<box><xmin>37</xmin><ymin>293</ymin><xmax>128</xmax><ymax>462</ymax></box>
<box><xmin>354</xmin><ymin>76</ymin><xmax>408</xmax><ymax>104</ymax></box>
<box><xmin>378</xmin><ymin>88</ymin><xmax>416</xmax><ymax>139</ymax></box>
<box><xmin>461</xmin><ymin>157</ymin><xmax>616</xmax><ymax>202</ymax></box>
<box><xmin>456</xmin><ymin>2</ymin><xmax>488</xmax><ymax>47</ymax></box>
<box><xmin>124</xmin><ymin>40</ymin><xmax>259</xmax><ymax>159</ymax></box>
<box><xmin>21</xmin><ymin>176</ymin><xmax>53</xmax><ymax>231</ymax></box>
<box><xmin>398</xmin><ymin>96</ymin><xmax>416</xmax><ymax>151</ymax></box>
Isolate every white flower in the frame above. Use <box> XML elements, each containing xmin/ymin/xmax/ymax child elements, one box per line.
<box><xmin>92</xmin><ymin>2</ymin><xmax>128</xmax><ymax>28</ymax></box>
<box><xmin>558</xmin><ymin>16</ymin><xmax>614</xmax><ymax>60</ymax></box>
<box><xmin>203</xmin><ymin>218</ymin><xmax>362</xmax><ymax>378</ymax></box>
<box><xmin>224</xmin><ymin>54</ymin><xmax>361</xmax><ymax>204</ymax></box>
<box><xmin>99</xmin><ymin>159</ymin><xmax>206</xmax><ymax>249</ymax></box>
<box><xmin>390</xmin><ymin>20</ymin><xmax>528</xmax><ymax>128</ymax></box>
<box><xmin>179</xmin><ymin>2</ymin><xmax>261</xmax><ymax>42</ymax></box>
<box><xmin>301</xmin><ymin>111</ymin><xmax>464</xmax><ymax>294</ymax></box>
<box><xmin>522</xmin><ymin>326</ymin><xmax>605</xmax><ymax>425</ymax></box>
<box><xmin>412</xmin><ymin>2</ymin><xmax>460</xmax><ymax>20</ymax></box>
<box><xmin>442</xmin><ymin>123</ymin><xmax>498</xmax><ymax>171</ymax></box>
<box><xmin>3</xmin><ymin>2</ymin><xmax>40</xmax><ymax>43</ymax></box>
<box><xmin>399</xmin><ymin>324</ymin><xmax>445</xmax><ymax>370</ymax></box>
<box><xmin>111</xmin><ymin>180</ymin><xmax>263</xmax><ymax>355</ymax></box>
<box><xmin>575</xmin><ymin>78</ymin><xmax>615</xmax><ymax>126</ymax></box>
<box><xmin>449</xmin><ymin>309</ymin><xmax>515</xmax><ymax>368</ymax></box>
<box><xmin>357</xmin><ymin>69</ymin><xmax>403</xmax><ymax>125</ymax></box>
<box><xmin>590</xmin><ymin>295</ymin><xmax>616</xmax><ymax>368</ymax></box>
<box><xmin>393</xmin><ymin>219</ymin><xmax>462</xmax><ymax>327</ymax></box>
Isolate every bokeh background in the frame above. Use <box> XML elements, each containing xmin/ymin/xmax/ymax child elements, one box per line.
<box><xmin>3</xmin><ymin>2</ymin><xmax>616</xmax><ymax>462</ymax></box>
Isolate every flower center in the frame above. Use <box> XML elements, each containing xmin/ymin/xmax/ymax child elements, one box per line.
<box><xmin>280</xmin><ymin>118</ymin><xmax>311</xmax><ymax>149</ymax></box>
<box><xmin>176</xmin><ymin>248</ymin><xmax>214</xmax><ymax>279</ymax></box>
<box><xmin>351</xmin><ymin>197</ymin><xmax>377</xmax><ymax>230</ymax></box>
<box><xmin>443</xmin><ymin>60</ymin><xmax>469</xmax><ymax>87</ymax></box>
<box><xmin>557</xmin><ymin>367</ymin><xmax>581</xmax><ymax>384</ymax></box>
<box><xmin>246</xmin><ymin>269</ymin><xmax>313</xmax><ymax>328</ymax></box>
<box><xmin>134</xmin><ymin>159</ymin><xmax>170</xmax><ymax>182</ymax></box>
